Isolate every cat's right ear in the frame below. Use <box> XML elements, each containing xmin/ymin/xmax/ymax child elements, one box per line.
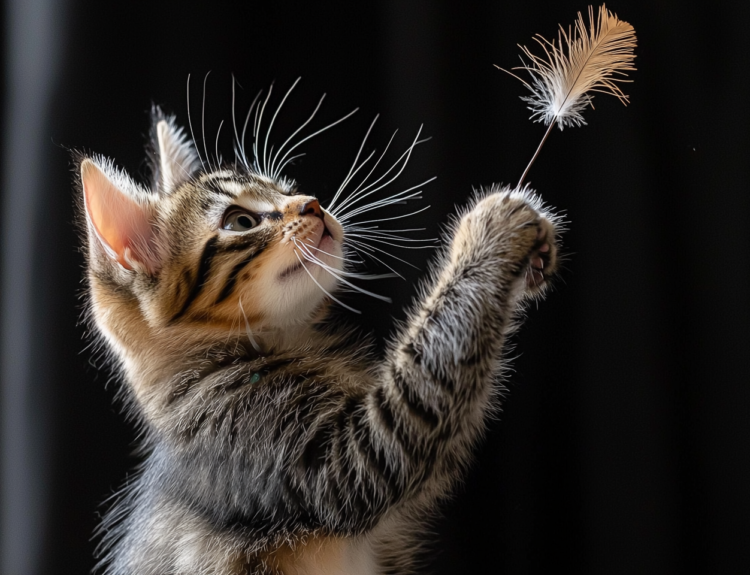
<box><xmin>80</xmin><ymin>158</ymin><xmax>160</xmax><ymax>275</ymax></box>
<box><xmin>149</xmin><ymin>106</ymin><xmax>202</xmax><ymax>193</ymax></box>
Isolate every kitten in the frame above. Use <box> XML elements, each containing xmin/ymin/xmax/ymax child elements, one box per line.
<box><xmin>78</xmin><ymin>103</ymin><xmax>561</xmax><ymax>575</ymax></box>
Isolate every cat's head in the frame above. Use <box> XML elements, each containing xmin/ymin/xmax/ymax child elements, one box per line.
<box><xmin>79</xmin><ymin>109</ymin><xmax>346</xmax><ymax>363</ymax></box>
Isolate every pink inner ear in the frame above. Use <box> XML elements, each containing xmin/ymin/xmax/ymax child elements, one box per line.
<box><xmin>81</xmin><ymin>160</ymin><xmax>156</xmax><ymax>273</ymax></box>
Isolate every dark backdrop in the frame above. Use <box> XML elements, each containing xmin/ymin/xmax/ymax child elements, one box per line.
<box><xmin>2</xmin><ymin>1</ymin><xmax>749</xmax><ymax>574</ymax></box>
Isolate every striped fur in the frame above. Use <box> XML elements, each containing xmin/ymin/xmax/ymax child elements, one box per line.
<box><xmin>77</xmin><ymin>109</ymin><xmax>562</xmax><ymax>575</ymax></box>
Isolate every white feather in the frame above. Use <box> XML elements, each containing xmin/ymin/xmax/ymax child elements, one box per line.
<box><xmin>511</xmin><ymin>4</ymin><xmax>637</xmax><ymax>130</ymax></box>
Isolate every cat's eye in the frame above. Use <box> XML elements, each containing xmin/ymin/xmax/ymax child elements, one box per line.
<box><xmin>222</xmin><ymin>209</ymin><xmax>258</xmax><ymax>232</ymax></box>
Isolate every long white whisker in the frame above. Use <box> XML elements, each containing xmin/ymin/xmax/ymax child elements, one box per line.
<box><xmin>347</xmin><ymin>233</ymin><xmax>436</xmax><ymax>246</ymax></box>
<box><xmin>346</xmin><ymin>237</ymin><xmax>420</xmax><ymax>265</ymax></box>
<box><xmin>186</xmin><ymin>74</ymin><xmax>207</xmax><ymax>171</ymax></box>
<box><xmin>330</xmin><ymin>130</ymin><xmax>398</xmax><ymax>217</ymax></box>
<box><xmin>273</xmin><ymin>107</ymin><xmax>359</xmax><ymax>177</ymax></box>
<box><xmin>202</xmin><ymin>71</ymin><xmax>211</xmax><ymax>170</ymax></box>
<box><xmin>240</xmin><ymin>90</ymin><xmax>262</xmax><ymax>170</ymax></box>
<box><xmin>293</xmin><ymin>239</ymin><xmax>391</xmax><ymax>278</ymax></box>
<box><xmin>327</xmin><ymin>148</ymin><xmax>377</xmax><ymax>209</ymax></box>
<box><xmin>345</xmin><ymin>242</ymin><xmax>407</xmax><ymax>278</ymax></box>
<box><xmin>340</xmin><ymin>183</ymin><xmax>433</xmax><ymax>221</ymax></box>
<box><xmin>331</xmin><ymin>127</ymin><xmax>426</xmax><ymax>217</ymax></box>
<box><xmin>296</xmin><ymin>244</ymin><xmax>392</xmax><ymax>302</ymax></box>
<box><xmin>351</xmin><ymin>205</ymin><xmax>431</xmax><ymax>226</ymax></box>
<box><xmin>231</xmin><ymin>76</ymin><xmax>239</xmax><ymax>162</ymax></box>
<box><xmin>347</xmin><ymin>228</ymin><xmax>433</xmax><ymax>239</ymax></box>
<box><xmin>214</xmin><ymin>120</ymin><xmax>224</xmax><ymax>168</ymax></box>
<box><xmin>293</xmin><ymin>249</ymin><xmax>361</xmax><ymax>314</ymax></box>
<box><xmin>263</xmin><ymin>77</ymin><xmax>300</xmax><ymax>178</ymax></box>
<box><xmin>336</xmin><ymin>139</ymin><xmax>431</xmax><ymax>216</ymax></box>
<box><xmin>251</xmin><ymin>96</ymin><xmax>263</xmax><ymax>171</ymax></box>
<box><xmin>275</xmin><ymin>153</ymin><xmax>306</xmax><ymax>176</ymax></box>
<box><xmin>348</xmin><ymin>238</ymin><xmax>419</xmax><ymax>279</ymax></box>
<box><xmin>253</xmin><ymin>84</ymin><xmax>274</xmax><ymax>176</ymax></box>
<box><xmin>346</xmin><ymin>226</ymin><xmax>427</xmax><ymax>233</ymax></box>
<box><xmin>344</xmin><ymin>234</ymin><xmax>436</xmax><ymax>250</ymax></box>
<box><xmin>345</xmin><ymin>229</ymin><xmax>435</xmax><ymax>242</ymax></box>
<box><xmin>340</xmin><ymin>187</ymin><xmax>427</xmax><ymax>219</ymax></box>
<box><xmin>296</xmin><ymin>238</ymin><xmax>360</xmax><ymax>263</ymax></box>
<box><xmin>348</xmin><ymin>234</ymin><xmax>436</xmax><ymax>244</ymax></box>
<box><xmin>327</xmin><ymin>114</ymin><xmax>379</xmax><ymax>212</ymax></box>
<box><xmin>270</xmin><ymin>94</ymin><xmax>326</xmax><ymax>178</ymax></box>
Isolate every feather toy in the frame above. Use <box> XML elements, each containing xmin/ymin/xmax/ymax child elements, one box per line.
<box><xmin>498</xmin><ymin>4</ymin><xmax>637</xmax><ymax>186</ymax></box>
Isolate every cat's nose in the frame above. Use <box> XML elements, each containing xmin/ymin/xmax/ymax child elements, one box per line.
<box><xmin>299</xmin><ymin>199</ymin><xmax>324</xmax><ymax>220</ymax></box>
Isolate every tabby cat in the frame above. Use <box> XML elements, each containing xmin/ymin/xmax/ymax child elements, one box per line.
<box><xmin>78</xmin><ymin>99</ymin><xmax>560</xmax><ymax>574</ymax></box>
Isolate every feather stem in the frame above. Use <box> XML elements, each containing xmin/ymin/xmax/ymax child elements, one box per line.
<box><xmin>518</xmin><ymin>118</ymin><xmax>556</xmax><ymax>187</ymax></box>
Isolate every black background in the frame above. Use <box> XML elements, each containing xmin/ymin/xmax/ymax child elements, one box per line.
<box><xmin>2</xmin><ymin>1</ymin><xmax>749</xmax><ymax>574</ymax></box>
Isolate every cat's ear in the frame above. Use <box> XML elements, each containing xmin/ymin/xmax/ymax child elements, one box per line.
<box><xmin>149</xmin><ymin>106</ymin><xmax>202</xmax><ymax>193</ymax></box>
<box><xmin>81</xmin><ymin>157</ymin><xmax>160</xmax><ymax>274</ymax></box>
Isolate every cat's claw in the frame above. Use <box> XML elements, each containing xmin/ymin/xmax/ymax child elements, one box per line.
<box><xmin>525</xmin><ymin>218</ymin><xmax>556</xmax><ymax>291</ymax></box>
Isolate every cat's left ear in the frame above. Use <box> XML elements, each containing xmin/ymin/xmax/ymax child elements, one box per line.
<box><xmin>149</xmin><ymin>106</ymin><xmax>202</xmax><ymax>193</ymax></box>
<box><xmin>81</xmin><ymin>157</ymin><xmax>161</xmax><ymax>275</ymax></box>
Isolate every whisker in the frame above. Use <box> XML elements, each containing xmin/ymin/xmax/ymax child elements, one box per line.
<box><xmin>253</xmin><ymin>84</ymin><xmax>274</xmax><ymax>176</ymax></box>
<box><xmin>240</xmin><ymin>90</ymin><xmax>262</xmax><ymax>170</ymax></box>
<box><xmin>345</xmin><ymin>230</ymin><xmax>435</xmax><ymax>242</ymax></box>
<box><xmin>264</xmin><ymin>77</ymin><xmax>300</xmax><ymax>178</ymax></box>
<box><xmin>202</xmin><ymin>71</ymin><xmax>211</xmax><ymax>170</ymax></box>
<box><xmin>327</xmin><ymin>114</ymin><xmax>379</xmax><ymax>212</ymax></box>
<box><xmin>340</xmin><ymin>188</ymin><xmax>426</xmax><ymax>219</ymax></box>
<box><xmin>331</xmin><ymin>127</ymin><xmax>427</xmax><ymax>217</ymax></box>
<box><xmin>351</xmin><ymin>205</ymin><xmax>431</xmax><ymax>226</ymax></box>
<box><xmin>340</xmin><ymin>184</ymin><xmax>433</xmax><ymax>221</ymax></box>
<box><xmin>346</xmin><ymin>236</ymin><xmax>425</xmax><ymax>270</ymax></box>
<box><xmin>231</xmin><ymin>76</ymin><xmax>238</xmax><ymax>162</ymax></box>
<box><xmin>272</xmin><ymin>107</ymin><xmax>359</xmax><ymax>178</ymax></box>
<box><xmin>186</xmin><ymin>74</ymin><xmax>207</xmax><ymax>171</ymax></box>
<box><xmin>327</xmin><ymin>148</ymin><xmax>377</xmax><ymax>209</ymax></box>
<box><xmin>345</xmin><ymin>234</ymin><xmax>436</xmax><ymax>250</ymax></box>
<box><xmin>346</xmin><ymin>226</ymin><xmax>427</xmax><ymax>233</ymax></box>
<box><xmin>293</xmin><ymin>249</ymin><xmax>361</xmax><ymax>314</ymax></box>
<box><xmin>345</xmin><ymin>241</ymin><xmax>407</xmax><ymax>278</ymax></box>
<box><xmin>251</xmin><ymin>95</ymin><xmax>263</xmax><ymax>171</ymax></box>
<box><xmin>336</xmin><ymin>161</ymin><xmax>432</xmax><ymax>220</ymax></box>
<box><xmin>274</xmin><ymin>153</ymin><xmax>306</xmax><ymax>176</ymax></box>
<box><xmin>270</xmin><ymin>94</ymin><xmax>326</xmax><ymax>178</ymax></box>
<box><xmin>296</xmin><ymin>244</ymin><xmax>392</xmax><ymax>302</ymax></box>
<box><xmin>347</xmin><ymin>228</ymin><xmax>434</xmax><ymax>240</ymax></box>
<box><xmin>330</xmin><ymin>130</ymin><xmax>398</xmax><ymax>217</ymax></box>
<box><xmin>215</xmin><ymin>120</ymin><xmax>224</xmax><ymax>168</ymax></box>
<box><xmin>349</xmin><ymin>236</ymin><xmax>436</xmax><ymax>246</ymax></box>
<box><xmin>297</xmin><ymin>238</ymin><xmax>360</xmax><ymax>263</ymax></box>
<box><xmin>293</xmin><ymin>238</ymin><xmax>390</xmax><ymax>278</ymax></box>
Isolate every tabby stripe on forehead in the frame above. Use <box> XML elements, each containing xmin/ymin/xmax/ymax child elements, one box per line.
<box><xmin>171</xmin><ymin>236</ymin><xmax>219</xmax><ymax>321</ymax></box>
<box><xmin>203</xmin><ymin>181</ymin><xmax>237</xmax><ymax>198</ymax></box>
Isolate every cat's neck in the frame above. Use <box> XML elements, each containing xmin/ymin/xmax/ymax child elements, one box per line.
<box><xmin>94</xmin><ymin>289</ymin><xmax>324</xmax><ymax>401</ymax></box>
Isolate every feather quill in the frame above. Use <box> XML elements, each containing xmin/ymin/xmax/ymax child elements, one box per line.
<box><xmin>498</xmin><ymin>4</ymin><xmax>637</xmax><ymax>186</ymax></box>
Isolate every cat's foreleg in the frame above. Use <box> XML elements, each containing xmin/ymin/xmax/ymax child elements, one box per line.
<box><xmin>373</xmin><ymin>186</ymin><xmax>560</xmax><ymax>497</ymax></box>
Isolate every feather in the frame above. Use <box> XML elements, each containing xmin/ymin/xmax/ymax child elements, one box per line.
<box><xmin>497</xmin><ymin>4</ymin><xmax>637</xmax><ymax>186</ymax></box>
<box><xmin>512</xmin><ymin>4</ymin><xmax>637</xmax><ymax>129</ymax></box>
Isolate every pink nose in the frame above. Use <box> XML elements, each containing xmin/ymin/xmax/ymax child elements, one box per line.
<box><xmin>300</xmin><ymin>199</ymin><xmax>324</xmax><ymax>220</ymax></box>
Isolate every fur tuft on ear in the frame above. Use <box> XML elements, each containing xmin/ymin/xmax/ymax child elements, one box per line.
<box><xmin>149</xmin><ymin>106</ymin><xmax>202</xmax><ymax>193</ymax></box>
<box><xmin>81</xmin><ymin>157</ymin><xmax>161</xmax><ymax>274</ymax></box>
